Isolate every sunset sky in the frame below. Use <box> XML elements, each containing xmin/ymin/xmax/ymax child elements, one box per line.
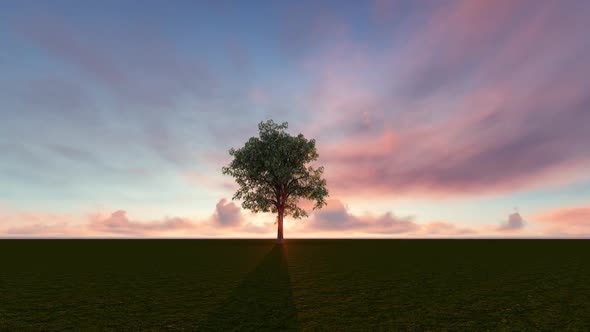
<box><xmin>1</xmin><ymin>0</ymin><xmax>589</xmax><ymax>238</ymax></box>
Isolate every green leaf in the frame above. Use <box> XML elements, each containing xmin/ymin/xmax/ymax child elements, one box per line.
<box><xmin>222</xmin><ymin>120</ymin><xmax>329</xmax><ymax>220</ymax></box>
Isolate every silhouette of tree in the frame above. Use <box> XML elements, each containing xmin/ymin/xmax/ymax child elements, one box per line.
<box><xmin>222</xmin><ymin>120</ymin><xmax>329</xmax><ymax>243</ymax></box>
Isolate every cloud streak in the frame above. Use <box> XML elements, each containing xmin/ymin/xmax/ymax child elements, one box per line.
<box><xmin>300</xmin><ymin>0</ymin><xmax>590</xmax><ymax>198</ymax></box>
<box><xmin>536</xmin><ymin>206</ymin><xmax>590</xmax><ymax>237</ymax></box>
<box><xmin>304</xmin><ymin>199</ymin><xmax>418</xmax><ymax>235</ymax></box>
<box><xmin>89</xmin><ymin>210</ymin><xmax>195</xmax><ymax>235</ymax></box>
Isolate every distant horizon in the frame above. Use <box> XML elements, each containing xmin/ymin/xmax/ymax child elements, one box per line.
<box><xmin>2</xmin><ymin>236</ymin><xmax>589</xmax><ymax>240</ymax></box>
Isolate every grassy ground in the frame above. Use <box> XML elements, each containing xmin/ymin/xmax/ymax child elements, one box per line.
<box><xmin>1</xmin><ymin>239</ymin><xmax>589</xmax><ymax>331</ymax></box>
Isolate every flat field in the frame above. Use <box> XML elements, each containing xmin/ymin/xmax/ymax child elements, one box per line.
<box><xmin>1</xmin><ymin>239</ymin><xmax>589</xmax><ymax>330</ymax></box>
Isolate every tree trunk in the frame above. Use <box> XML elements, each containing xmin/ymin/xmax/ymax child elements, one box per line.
<box><xmin>277</xmin><ymin>208</ymin><xmax>284</xmax><ymax>244</ymax></box>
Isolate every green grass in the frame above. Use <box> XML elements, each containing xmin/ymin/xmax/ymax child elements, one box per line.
<box><xmin>1</xmin><ymin>240</ymin><xmax>589</xmax><ymax>331</ymax></box>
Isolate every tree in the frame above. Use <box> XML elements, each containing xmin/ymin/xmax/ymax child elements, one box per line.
<box><xmin>222</xmin><ymin>120</ymin><xmax>329</xmax><ymax>244</ymax></box>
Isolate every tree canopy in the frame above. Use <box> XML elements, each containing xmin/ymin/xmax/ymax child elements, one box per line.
<box><xmin>222</xmin><ymin>120</ymin><xmax>329</xmax><ymax>242</ymax></box>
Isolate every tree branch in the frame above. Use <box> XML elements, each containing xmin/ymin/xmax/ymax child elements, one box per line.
<box><xmin>286</xmin><ymin>174</ymin><xmax>307</xmax><ymax>198</ymax></box>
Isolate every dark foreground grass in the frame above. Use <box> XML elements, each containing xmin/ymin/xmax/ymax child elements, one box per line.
<box><xmin>1</xmin><ymin>240</ymin><xmax>589</xmax><ymax>331</ymax></box>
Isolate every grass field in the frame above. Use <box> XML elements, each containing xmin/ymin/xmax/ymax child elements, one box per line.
<box><xmin>1</xmin><ymin>239</ymin><xmax>589</xmax><ymax>331</ymax></box>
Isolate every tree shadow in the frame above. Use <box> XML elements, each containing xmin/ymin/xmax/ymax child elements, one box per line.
<box><xmin>201</xmin><ymin>245</ymin><xmax>299</xmax><ymax>331</ymax></box>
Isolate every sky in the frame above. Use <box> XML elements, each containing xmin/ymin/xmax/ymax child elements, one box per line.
<box><xmin>1</xmin><ymin>0</ymin><xmax>589</xmax><ymax>238</ymax></box>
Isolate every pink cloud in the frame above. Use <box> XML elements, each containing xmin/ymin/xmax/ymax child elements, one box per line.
<box><xmin>497</xmin><ymin>212</ymin><xmax>525</xmax><ymax>232</ymax></box>
<box><xmin>0</xmin><ymin>198</ymin><xmax>272</xmax><ymax>238</ymax></box>
<box><xmin>535</xmin><ymin>206</ymin><xmax>590</xmax><ymax>236</ymax></box>
<box><xmin>212</xmin><ymin>198</ymin><xmax>242</xmax><ymax>227</ymax></box>
<box><xmin>296</xmin><ymin>199</ymin><xmax>484</xmax><ymax>237</ymax></box>
<box><xmin>5</xmin><ymin>211</ymin><xmax>73</xmax><ymax>225</ymax></box>
<box><xmin>279</xmin><ymin>198</ymin><xmax>493</xmax><ymax>238</ymax></box>
<box><xmin>89</xmin><ymin>210</ymin><xmax>195</xmax><ymax>235</ymax></box>
<box><xmin>0</xmin><ymin>199</ymin><xmax>540</xmax><ymax>238</ymax></box>
<box><xmin>422</xmin><ymin>222</ymin><xmax>476</xmax><ymax>236</ymax></box>
<box><xmin>86</xmin><ymin>198</ymin><xmax>272</xmax><ymax>237</ymax></box>
<box><xmin>321</xmin><ymin>130</ymin><xmax>397</xmax><ymax>163</ymax></box>
<box><xmin>537</xmin><ymin>206</ymin><xmax>590</xmax><ymax>226</ymax></box>
<box><xmin>5</xmin><ymin>222</ymin><xmax>76</xmax><ymax>236</ymax></box>
<box><xmin>300</xmin><ymin>0</ymin><xmax>590</xmax><ymax>198</ymax></box>
<box><xmin>0</xmin><ymin>210</ymin><xmax>83</xmax><ymax>237</ymax></box>
<box><xmin>304</xmin><ymin>199</ymin><xmax>419</xmax><ymax>234</ymax></box>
